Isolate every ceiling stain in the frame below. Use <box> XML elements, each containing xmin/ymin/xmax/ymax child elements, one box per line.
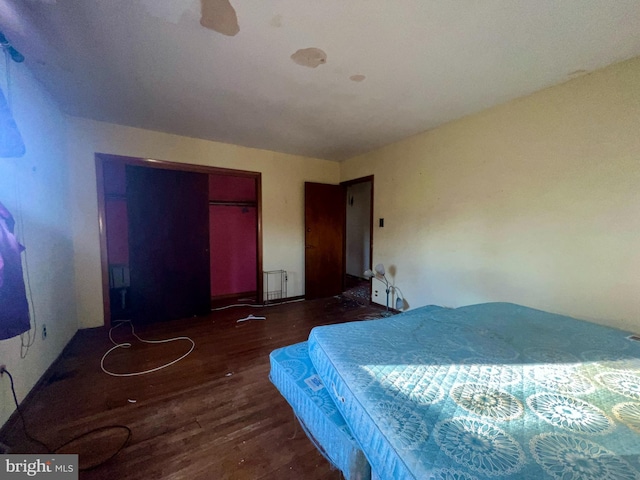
<box><xmin>291</xmin><ymin>48</ymin><xmax>327</xmax><ymax>68</ymax></box>
<box><xmin>270</xmin><ymin>14</ymin><xmax>283</xmax><ymax>28</ymax></box>
<box><xmin>349</xmin><ymin>74</ymin><xmax>366</xmax><ymax>82</ymax></box>
<box><xmin>200</xmin><ymin>0</ymin><xmax>239</xmax><ymax>36</ymax></box>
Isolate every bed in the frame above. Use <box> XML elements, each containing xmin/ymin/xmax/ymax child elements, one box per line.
<box><xmin>269</xmin><ymin>342</ymin><xmax>371</xmax><ymax>479</ymax></box>
<box><xmin>304</xmin><ymin>302</ymin><xmax>640</xmax><ymax>479</ymax></box>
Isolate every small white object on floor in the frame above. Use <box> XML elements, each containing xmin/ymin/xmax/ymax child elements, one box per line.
<box><xmin>128</xmin><ymin>399</ymin><xmax>137</xmax><ymax>403</ymax></box>
<box><xmin>225</xmin><ymin>372</ymin><xmax>233</xmax><ymax>377</ymax></box>
<box><xmin>237</xmin><ymin>314</ymin><xmax>266</xmax><ymax>323</ymax></box>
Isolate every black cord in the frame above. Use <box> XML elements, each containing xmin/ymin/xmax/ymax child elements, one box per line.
<box><xmin>2</xmin><ymin>368</ymin><xmax>132</xmax><ymax>471</ymax></box>
<box><xmin>55</xmin><ymin>425</ymin><xmax>132</xmax><ymax>471</ymax></box>
<box><xmin>4</xmin><ymin>369</ymin><xmax>51</xmax><ymax>452</ymax></box>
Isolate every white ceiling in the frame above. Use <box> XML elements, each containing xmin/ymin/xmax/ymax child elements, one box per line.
<box><xmin>2</xmin><ymin>0</ymin><xmax>640</xmax><ymax>161</ymax></box>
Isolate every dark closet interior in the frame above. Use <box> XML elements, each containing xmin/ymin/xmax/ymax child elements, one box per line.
<box><xmin>99</xmin><ymin>155</ymin><xmax>261</xmax><ymax>324</ymax></box>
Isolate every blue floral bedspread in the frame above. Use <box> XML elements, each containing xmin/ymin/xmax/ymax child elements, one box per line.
<box><xmin>308</xmin><ymin>302</ymin><xmax>640</xmax><ymax>480</ymax></box>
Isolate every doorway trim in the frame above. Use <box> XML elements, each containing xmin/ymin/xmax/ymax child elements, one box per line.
<box><xmin>95</xmin><ymin>153</ymin><xmax>263</xmax><ymax>325</ymax></box>
<box><xmin>340</xmin><ymin>175</ymin><xmax>374</xmax><ymax>300</ymax></box>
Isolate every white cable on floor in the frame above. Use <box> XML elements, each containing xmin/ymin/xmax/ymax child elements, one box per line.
<box><xmin>237</xmin><ymin>314</ymin><xmax>266</xmax><ymax>323</ymax></box>
<box><xmin>211</xmin><ymin>298</ymin><xmax>304</xmax><ymax>311</ymax></box>
<box><xmin>100</xmin><ymin>320</ymin><xmax>195</xmax><ymax>377</ymax></box>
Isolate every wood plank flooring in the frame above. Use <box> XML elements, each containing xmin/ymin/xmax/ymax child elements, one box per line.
<box><xmin>0</xmin><ymin>296</ymin><xmax>388</xmax><ymax>479</ymax></box>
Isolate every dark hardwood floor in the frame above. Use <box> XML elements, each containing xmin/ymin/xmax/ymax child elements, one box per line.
<box><xmin>1</xmin><ymin>296</ymin><xmax>387</xmax><ymax>479</ymax></box>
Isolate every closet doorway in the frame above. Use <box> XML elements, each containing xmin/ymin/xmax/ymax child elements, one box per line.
<box><xmin>96</xmin><ymin>153</ymin><xmax>262</xmax><ymax>326</ymax></box>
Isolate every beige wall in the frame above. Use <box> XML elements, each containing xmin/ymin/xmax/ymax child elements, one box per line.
<box><xmin>66</xmin><ymin>118</ymin><xmax>339</xmax><ymax>328</ymax></box>
<box><xmin>0</xmin><ymin>63</ymin><xmax>77</xmax><ymax>427</ymax></box>
<box><xmin>342</xmin><ymin>57</ymin><xmax>640</xmax><ymax>332</ymax></box>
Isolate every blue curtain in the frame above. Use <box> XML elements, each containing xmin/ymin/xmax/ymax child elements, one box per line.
<box><xmin>0</xmin><ymin>85</ymin><xmax>25</xmax><ymax>158</ymax></box>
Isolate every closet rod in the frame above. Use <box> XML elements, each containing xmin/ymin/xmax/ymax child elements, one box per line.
<box><xmin>209</xmin><ymin>200</ymin><xmax>256</xmax><ymax>207</ymax></box>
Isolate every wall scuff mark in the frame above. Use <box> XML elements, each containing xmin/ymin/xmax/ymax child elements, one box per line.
<box><xmin>350</xmin><ymin>74</ymin><xmax>366</xmax><ymax>82</ymax></box>
<box><xmin>291</xmin><ymin>48</ymin><xmax>327</xmax><ymax>68</ymax></box>
<box><xmin>200</xmin><ymin>0</ymin><xmax>240</xmax><ymax>36</ymax></box>
<box><xmin>567</xmin><ymin>69</ymin><xmax>588</xmax><ymax>78</ymax></box>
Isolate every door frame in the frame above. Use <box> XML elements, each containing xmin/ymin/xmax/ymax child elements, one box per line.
<box><xmin>95</xmin><ymin>153</ymin><xmax>263</xmax><ymax>326</ymax></box>
<box><xmin>340</xmin><ymin>175</ymin><xmax>374</xmax><ymax>298</ymax></box>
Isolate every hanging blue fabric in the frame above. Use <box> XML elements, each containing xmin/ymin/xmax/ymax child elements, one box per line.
<box><xmin>0</xmin><ymin>201</ymin><xmax>30</xmax><ymax>340</ymax></box>
<box><xmin>0</xmin><ymin>85</ymin><xmax>25</xmax><ymax>158</ymax></box>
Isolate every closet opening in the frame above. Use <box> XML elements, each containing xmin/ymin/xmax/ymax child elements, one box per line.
<box><xmin>96</xmin><ymin>153</ymin><xmax>262</xmax><ymax>326</ymax></box>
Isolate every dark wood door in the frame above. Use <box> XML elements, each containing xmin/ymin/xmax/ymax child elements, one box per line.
<box><xmin>126</xmin><ymin>166</ymin><xmax>210</xmax><ymax>323</ymax></box>
<box><xmin>304</xmin><ymin>182</ymin><xmax>345</xmax><ymax>299</ymax></box>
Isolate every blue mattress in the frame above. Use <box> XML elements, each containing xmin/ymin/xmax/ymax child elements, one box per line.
<box><xmin>308</xmin><ymin>302</ymin><xmax>640</xmax><ymax>480</ymax></box>
<box><xmin>269</xmin><ymin>342</ymin><xmax>371</xmax><ymax>480</ymax></box>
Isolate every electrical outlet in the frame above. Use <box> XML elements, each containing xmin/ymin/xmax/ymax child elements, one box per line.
<box><xmin>0</xmin><ymin>364</ymin><xmax>6</xmax><ymax>376</ymax></box>
<box><xmin>42</xmin><ymin>324</ymin><xmax>47</xmax><ymax>340</ymax></box>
